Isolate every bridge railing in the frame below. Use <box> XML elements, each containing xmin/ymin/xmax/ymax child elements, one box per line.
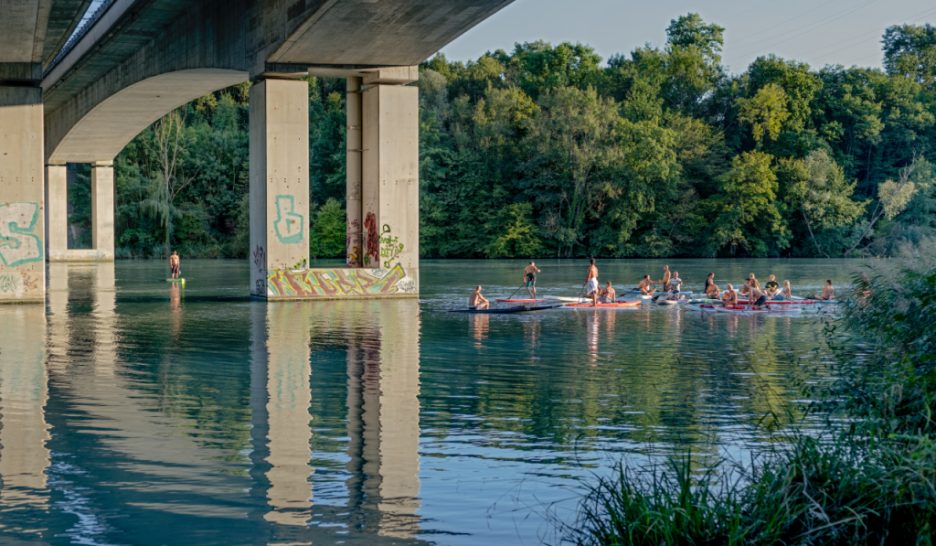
<box><xmin>45</xmin><ymin>0</ymin><xmax>120</xmax><ymax>78</ymax></box>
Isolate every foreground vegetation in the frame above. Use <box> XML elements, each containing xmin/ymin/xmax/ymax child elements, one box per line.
<box><xmin>560</xmin><ymin>263</ymin><xmax>936</xmax><ymax>545</ymax></box>
<box><xmin>83</xmin><ymin>15</ymin><xmax>936</xmax><ymax>259</ymax></box>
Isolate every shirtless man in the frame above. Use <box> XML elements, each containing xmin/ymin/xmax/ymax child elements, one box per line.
<box><xmin>584</xmin><ymin>258</ymin><xmax>600</xmax><ymax>306</ymax></box>
<box><xmin>660</xmin><ymin>265</ymin><xmax>672</xmax><ymax>292</ymax></box>
<box><xmin>523</xmin><ymin>261</ymin><xmax>541</xmax><ymax>300</ymax></box>
<box><xmin>748</xmin><ymin>279</ymin><xmax>768</xmax><ymax>309</ymax></box>
<box><xmin>638</xmin><ymin>274</ymin><xmax>656</xmax><ymax>296</ymax></box>
<box><xmin>781</xmin><ymin>280</ymin><xmax>793</xmax><ymax>300</ymax></box>
<box><xmin>722</xmin><ymin>283</ymin><xmax>738</xmax><ymax>306</ymax></box>
<box><xmin>704</xmin><ymin>272</ymin><xmax>719</xmax><ymax>299</ymax></box>
<box><xmin>169</xmin><ymin>251</ymin><xmax>181</xmax><ymax>279</ymax></box>
<box><xmin>599</xmin><ymin>281</ymin><xmax>616</xmax><ymax>303</ymax></box>
<box><xmin>469</xmin><ymin>286</ymin><xmax>490</xmax><ymax>310</ymax></box>
<box><xmin>820</xmin><ymin>279</ymin><xmax>835</xmax><ymax>301</ymax></box>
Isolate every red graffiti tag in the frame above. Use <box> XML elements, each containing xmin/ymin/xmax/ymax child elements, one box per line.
<box><xmin>364</xmin><ymin>212</ymin><xmax>379</xmax><ymax>267</ymax></box>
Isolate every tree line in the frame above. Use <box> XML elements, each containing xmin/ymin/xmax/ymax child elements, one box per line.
<box><xmin>87</xmin><ymin>14</ymin><xmax>936</xmax><ymax>259</ymax></box>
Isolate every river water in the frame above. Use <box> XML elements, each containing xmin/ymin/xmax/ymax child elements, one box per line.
<box><xmin>0</xmin><ymin>259</ymin><xmax>863</xmax><ymax>545</ymax></box>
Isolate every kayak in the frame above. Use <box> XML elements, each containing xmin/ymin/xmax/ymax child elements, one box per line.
<box><xmin>565</xmin><ymin>300</ymin><xmax>642</xmax><ymax>309</ymax></box>
<box><xmin>451</xmin><ymin>304</ymin><xmax>562</xmax><ymax>314</ymax></box>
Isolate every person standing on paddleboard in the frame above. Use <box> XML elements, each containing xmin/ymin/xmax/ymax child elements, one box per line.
<box><xmin>523</xmin><ymin>262</ymin><xmax>541</xmax><ymax>300</ymax></box>
<box><xmin>660</xmin><ymin>265</ymin><xmax>672</xmax><ymax>292</ymax></box>
<box><xmin>169</xmin><ymin>251</ymin><xmax>181</xmax><ymax>279</ymax></box>
<box><xmin>584</xmin><ymin>258</ymin><xmax>600</xmax><ymax>306</ymax></box>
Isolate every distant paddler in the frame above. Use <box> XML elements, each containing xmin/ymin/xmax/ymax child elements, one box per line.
<box><xmin>660</xmin><ymin>264</ymin><xmax>672</xmax><ymax>292</ymax></box>
<box><xmin>781</xmin><ymin>280</ymin><xmax>793</xmax><ymax>300</ymax></box>
<box><xmin>764</xmin><ymin>274</ymin><xmax>780</xmax><ymax>299</ymax></box>
<box><xmin>670</xmin><ymin>271</ymin><xmax>683</xmax><ymax>293</ymax></box>
<box><xmin>638</xmin><ymin>274</ymin><xmax>656</xmax><ymax>296</ymax></box>
<box><xmin>598</xmin><ymin>281</ymin><xmax>616</xmax><ymax>303</ymax></box>
<box><xmin>704</xmin><ymin>272</ymin><xmax>720</xmax><ymax>299</ymax></box>
<box><xmin>169</xmin><ymin>250</ymin><xmax>181</xmax><ymax>279</ymax></box>
<box><xmin>722</xmin><ymin>284</ymin><xmax>738</xmax><ymax>306</ymax></box>
<box><xmin>747</xmin><ymin>278</ymin><xmax>768</xmax><ymax>309</ymax></box>
<box><xmin>469</xmin><ymin>286</ymin><xmax>490</xmax><ymax>310</ymax></box>
<box><xmin>523</xmin><ymin>261</ymin><xmax>541</xmax><ymax>300</ymax></box>
<box><xmin>584</xmin><ymin>258</ymin><xmax>600</xmax><ymax>306</ymax></box>
<box><xmin>820</xmin><ymin>279</ymin><xmax>835</xmax><ymax>301</ymax></box>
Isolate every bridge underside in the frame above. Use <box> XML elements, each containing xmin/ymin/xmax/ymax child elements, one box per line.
<box><xmin>0</xmin><ymin>0</ymin><xmax>516</xmax><ymax>303</ymax></box>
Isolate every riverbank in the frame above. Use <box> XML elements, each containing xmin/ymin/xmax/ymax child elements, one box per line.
<box><xmin>562</xmin><ymin>262</ymin><xmax>936</xmax><ymax>545</ymax></box>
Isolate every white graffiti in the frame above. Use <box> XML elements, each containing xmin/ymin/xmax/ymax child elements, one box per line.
<box><xmin>0</xmin><ymin>202</ymin><xmax>43</xmax><ymax>267</ymax></box>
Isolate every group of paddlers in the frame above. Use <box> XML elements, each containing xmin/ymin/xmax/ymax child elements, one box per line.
<box><xmin>468</xmin><ymin>261</ymin><xmax>837</xmax><ymax>310</ymax></box>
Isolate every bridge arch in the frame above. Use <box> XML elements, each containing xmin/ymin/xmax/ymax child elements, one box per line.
<box><xmin>45</xmin><ymin>68</ymin><xmax>248</xmax><ymax>164</ymax></box>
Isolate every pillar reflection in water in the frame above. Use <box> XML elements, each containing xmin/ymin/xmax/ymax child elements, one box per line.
<box><xmin>346</xmin><ymin>299</ymin><xmax>421</xmax><ymax>539</ymax></box>
<box><xmin>0</xmin><ymin>304</ymin><xmax>49</xmax><ymax>519</ymax></box>
<box><xmin>251</xmin><ymin>302</ymin><xmax>314</xmax><ymax>527</ymax></box>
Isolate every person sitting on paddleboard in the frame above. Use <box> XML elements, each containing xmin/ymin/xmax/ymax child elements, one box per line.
<box><xmin>704</xmin><ymin>272</ymin><xmax>719</xmax><ymax>299</ymax></box>
<box><xmin>599</xmin><ymin>281</ymin><xmax>616</xmax><ymax>303</ymax></box>
<box><xmin>748</xmin><ymin>279</ymin><xmax>768</xmax><ymax>309</ymax></box>
<box><xmin>638</xmin><ymin>275</ymin><xmax>655</xmax><ymax>296</ymax></box>
<box><xmin>764</xmin><ymin>274</ymin><xmax>780</xmax><ymax>298</ymax></box>
<box><xmin>722</xmin><ymin>284</ymin><xmax>738</xmax><ymax>306</ymax></box>
<box><xmin>584</xmin><ymin>258</ymin><xmax>600</xmax><ymax>306</ymax></box>
<box><xmin>670</xmin><ymin>271</ymin><xmax>683</xmax><ymax>293</ymax></box>
<box><xmin>169</xmin><ymin>251</ymin><xmax>181</xmax><ymax>279</ymax></box>
<box><xmin>780</xmin><ymin>280</ymin><xmax>793</xmax><ymax>300</ymax></box>
<box><xmin>820</xmin><ymin>279</ymin><xmax>835</xmax><ymax>301</ymax></box>
<box><xmin>469</xmin><ymin>286</ymin><xmax>490</xmax><ymax>310</ymax></box>
<box><xmin>523</xmin><ymin>261</ymin><xmax>541</xmax><ymax>300</ymax></box>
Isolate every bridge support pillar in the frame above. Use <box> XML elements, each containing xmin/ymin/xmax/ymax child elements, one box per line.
<box><xmin>361</xmin><ymin>68</ymin><xmax>420</xmax><ymax>291</ymax></box>
<box><xmin>91</xmin><ymin>162</ymin><xmax>115</xmax><ymax>260</ymax></box>
<box><xmin>346</xmin><ymin>77</ymin><xmax>363</xmax><ymax>267</ymax></box>
<box><xmin>45</xmin><ymin>165</ymin><xmax>68</xmax><ymax>260</ymax></box>
<box><xmin>0</xmin><ymin>86</ymin><xmax>45</xmax><ymax>303</ymax></box>
<box><xmin>249</xmin><ymin>78</ymin><xmax>310</xmax><ymax>298</ymax></box>
<box><xmin>46</xmin><ymin>162</ymin><xmax>115</xmax><ymax>262</ymax></box>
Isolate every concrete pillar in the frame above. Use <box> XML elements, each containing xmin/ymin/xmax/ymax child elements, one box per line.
<box><xmin>361</xmin><ymin>68</ymin><xmax>419</xmax><ymax>292</ymax></box>
<box><xmin>249</xmin><ymin>78</ymin><xmax>310</xmax><ymax>297</ymax></box>
<box><xmin>45</xmin><ymin>164</ymin><xmax>68</xmax><ymax>260</ymax></box>
<box><xmin>346</xmin><ymin>77</ymin><xmax>363</xmax><ymax>267</ymax></box>
<box><xmin>91</xmin><ymin>162</ymin><xmax>115</xmax><ymax>259</ymax></box>
<box><xmin>0</xmin><ymin>86</ymin><xmax>45</xmax><ymax>303</ymax></box>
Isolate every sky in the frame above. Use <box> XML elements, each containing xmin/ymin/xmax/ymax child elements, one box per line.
<box><xmin>441</xmin><ymin>0</ymin><xmax>936</xmax><ymax>74</ymax></box>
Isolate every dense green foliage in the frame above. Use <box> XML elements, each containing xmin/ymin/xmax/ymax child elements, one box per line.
<box><xmin>104</xmin><ymin>16</ymin><xmax>936</xmax><ymax>259</ymax></box>
<box><xmin>560</xmin><ymin>263</ymin><xmax>936</xmax><ymax>545</ymax></box>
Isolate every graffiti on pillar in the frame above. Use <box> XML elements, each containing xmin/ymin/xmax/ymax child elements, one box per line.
<box><xmin>266</xmin><ymin>264</ymin><xmax>415</xmax><ymax>298</ymax></box>
<box><xmin>253</xmin><ymin>244</ymin><xmax>266</xmax><ymax>274</ymax></box>
<box><xmin>0</xmin><ymin>202</ymin><xmax>43</xmax><ymax>267</ymax></box>
<box><xmin>273</xmin><ymin>195</ymin><xmax>304</xmax><ymax>245</ymax></box>
<box><xmin>0</xmin><ymin>273</ymin><xmax>18</xmax><ymax>294</ymax></box>
<box><xmin>379</xmin><ymin>224</ymin><xmax>405</xmax><ymax>269</ymax></box>
<box><xmin>346</xmin><ymin>219</ymin><xmax>362</xmax><ymax>267</ymax></box>
<box><xmin>364</xmin><ymin>212</ymin><xmax>379</xmax><ymax>266</ymax></box>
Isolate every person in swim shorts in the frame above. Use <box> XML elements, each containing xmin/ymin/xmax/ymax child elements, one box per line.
<box><xmin>523</xmin><ymin>261</ymin><xmax>541</xmax><ymax>299</ymax></box>
<box><xmin>584</xmin><ymin>258</ymin><xmax>599</xmax><ymax>306</ymax></box>
<box><xmin>599</xmin><ymin>281</ymin><xmax>616</xmax><ymax>303</ymax></box>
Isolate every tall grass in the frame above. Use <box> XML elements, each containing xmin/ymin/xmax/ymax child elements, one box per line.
<box><xmin>562</xmin><ymin>263</ymin><xmax>936</xmax><ymax>545</ymax></box>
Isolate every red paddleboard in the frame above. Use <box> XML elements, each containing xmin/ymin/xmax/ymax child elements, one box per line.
<box><xmin>565</xmin><ymin>301</ymin><xmax>642</xmax><ymax>308</ymax></box>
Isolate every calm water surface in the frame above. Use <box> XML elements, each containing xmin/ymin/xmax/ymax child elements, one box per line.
<box><xmin>0</xmin><ymin>259</ymin><xmax>863</xmax><ymax>545</ymax></box>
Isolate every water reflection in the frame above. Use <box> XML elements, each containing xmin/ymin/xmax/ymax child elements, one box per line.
<box><xmin>0</xmin><ymin>304</ymin><xmax>49</xmax><ymax>535</ymax></box>
<box><xmin>251</xmin><ymin>299</ymin><xmax>422</xmax><ymax>542</ymax></box>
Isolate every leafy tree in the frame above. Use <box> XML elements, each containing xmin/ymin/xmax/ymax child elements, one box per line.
<box><xmin>710</xmin><ymin>151</ymin><xmax>789</xmax><ymax>256</ymax></box>
<box><xmin>737</xmin><ymin>83</ymin><xmax>790</xmax><ymax>145</ymax></box>
<box><xmin>883</xmin><ymin>23</ymin><xmax>936</xmax><ymax>85</ymax></box>
<box><xmin>485</xmin><ymin>203</ymin><xmax>543</xmax><ymax>257</ymax></box>
<box><xmin>310</xmin><ymin>198</ymin><xmax>346</xmax><ymax>258</ymax></box>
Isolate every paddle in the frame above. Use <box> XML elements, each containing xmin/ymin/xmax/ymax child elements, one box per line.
<box><xmin>505</xmin><ymin>281</ymin><xmax>528</xmax><ymax>301</ymax></box>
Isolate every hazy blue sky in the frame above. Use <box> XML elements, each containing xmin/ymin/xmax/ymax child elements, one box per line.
<box><xmin>441</xmin><ymin>0</ymin><xmax>936</xmax><ymax>73</ymax></box>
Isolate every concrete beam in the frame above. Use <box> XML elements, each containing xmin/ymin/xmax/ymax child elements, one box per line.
<box><xmin>0</xmin><ymin>86</ymin><xmax>46</xmax><ymax>303</ymax></box>
<box><xmin>249</xmin><ymin>78</ymin><xmax>310</xmax><ymax>298</ymax></box>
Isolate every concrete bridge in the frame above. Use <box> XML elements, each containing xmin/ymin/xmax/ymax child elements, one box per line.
<box><xmin>0</xmin><ymin>0</ymin><xmax>512</xmax><ymax>303</ymax></box>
